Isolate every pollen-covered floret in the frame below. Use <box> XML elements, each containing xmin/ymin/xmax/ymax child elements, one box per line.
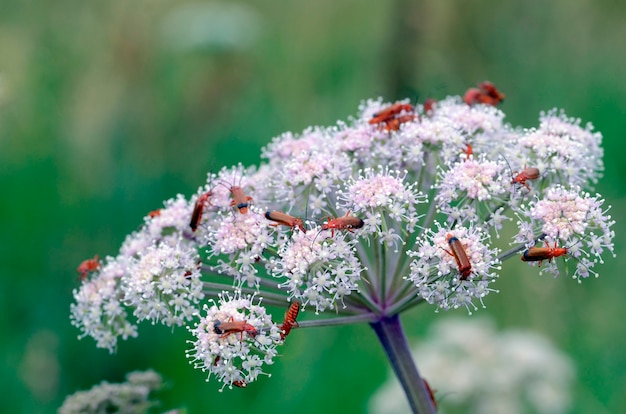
<box><xmin>70</xmin><ymin>256</ymin><xmax>138</xmax><ymax>352</ymax></box>
<box><xmin>515</xmin><ymin>185</ymin><xmax>615</xmax><ymax>281</ymax></box>
<box><xmin>262</xmin><ymin>128</ymin><xmax>328</xmax><ymax>161</ymax></box>
<box><xmin>343</xmin><ymin>167</ymin><xmax>426</xmax><ymax>212</ymax></box>
<box><xmin>186</xmin><ymin>291</ymin><xmax>282</xmax><ymax>390</ymax></box>
<box><xmin>123</xmin><ymin>241</ymin><xmax>204</xmax><ymax>326</ymax></box>
<box><xmin>271</xmin><ymin>229</ymin><xmax>364</xmax><ymax>313</ymax></box>
<box><xmin>338</xmin><ymin>167</ymin><xmax>427</xmax><ymax>243</ymax></box>
<box><xmin>261</xmin><ymin>126</ymin><xmax>352</xmax><ymax>204</ymax></box>
<box><xmin>206</xmin><ymin>211</ymin><xmax>272</xmax><ymax>287</ymax></box>
<box><xmin>519</xmin><ymin>109</ymin><xmax>603</xmax><ymax>188</ymax></box>
<box><xmin>144</xmin><ymin>194</ymin><xmax>194</xmax><ymax>239</ymax></box>
<box><xmin>433</xmin><ymin>96</ymin><xmax>506</xmax><ymax>136</ymax></box>
<box><xmin>407</xmin><ymin>224</ymin><xmax>501</xmax><ymax>314</ymax></box>
<box><xmin>120</xmin><ymin>195</ymin><xmax>195</xmax><ymax>259</ymax></box>
<box><xmin>434</xmin><ymin>158</ymin><xmax>509</xmax><ymax>225</ymax></box>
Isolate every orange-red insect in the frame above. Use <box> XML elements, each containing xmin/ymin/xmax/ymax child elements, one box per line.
<box><xmin>479</xmin><ymin>81</ymin><xmax>506</xmax><ymax>103</ymax></box>
<box><xmin>463</xmin><ymin>81</ymin><xmax>505</xmax><ymax>106</ymax></box>
<box><xmin>445</xmin><ymin>233</ymin><xmax>472</xmax><ymax>280</ymax></box>
<box><xmin>369</xmin><ymin>103</ymin><xmax>416</xmax><ymax>131</ymax></box>
<box><xmin>229</xmin><ymin>186</ymin><xmax>253</xmax><ymax>214</ymax></box>
<box><xmin>233</xmin><ymin>379</ymin><xmax>247</xmax><ymax>388</ymax></box>
<box><xmin>213</xmin><ymin>318</ymin><xmax>258</xmax><ymax>340</ymax></box>
<box><xmin>265</xmin><ymin>211</ymin><xmax>307</xmax><ymax>233</ymax></box>
<box><xmin>321</xmin><ymin>211</ymin><xmax>364</xmax><ymax>237</ymax></box>
<box><xmin>77</xmin><ymin>255</ymin><xmax>100</xmax><ymax>280</ymax></box>
<box><xmin>511</xmin><ymin>167</ymin><xmax>540</xmax><ymax>191</ymax></box>
<box><xmin>189</xmin><ymin>191</ymin><xmax>212</xmax><ymax>231</ymax></box>
<box><xmin>383</xmin><ymin>114</ymin><xmax>417</xmax><ymax>131</ymax></box>
<box><xmin>464</xmin><ymin>87</ymin><xmax>490</xmax><ymax>105</ymax></box>
<box><xmin>423</xmin><ymin>98</ymin><xmax>437</xmax><ymax>114</ymax></box>
<box><xmin>147</xmin><ymin>209</ymin><xmax>161</xmax><ymax>218</ymax></box>
<box><xmin>462</xmin><ymin>143</ymin><xmax>473</xmax><ymax>160</ymax></box>
<box><xmin>370</xmin><ymin>103</ymin><xmax>414</xmax><ymax>124</ymax></box>
<box><xmin>423</xmin><ymin>378</ymin><xmax>438</xmax><ymax>411</ymax></box>
<box><xmin>521</xmin><ymin>241</ymin><xmax>568</xmax><ymax>266</ymax></box>
<box><xmin>280</xmin><ymin>301</ymin><xmax>301</xmax><ymax>340</ymax></box>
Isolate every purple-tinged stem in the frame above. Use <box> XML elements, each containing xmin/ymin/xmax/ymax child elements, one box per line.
<box><xmin>370</xmin><ymin>314</ymin><xmax>436</xmax><ymax>414</ymax></box>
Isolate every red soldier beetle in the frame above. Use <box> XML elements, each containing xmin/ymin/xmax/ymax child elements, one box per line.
<box><xmin>383</xmin><ymin>114</ymin><xmax>417</xmax><ymax>131</ymax></box>
<box><xmin>423</xmin><ymin>98</ymin><xmax>436</xmax><ymax>114</ymax></box>
<box><xmin>214</xmin><ymin>171</ymin><xmax>253</xmax><ymax>215</ymax></box>
<box><xmin>521</xmin><ymin>241</ymin><xmax>568</xmax><ymax>266</ymax></box>
<box><xmin>464</xmin><ymin>81</ymin><xmax>505</xmax><ymax>106</ymax></box>
<box><xmin>479</xmin><ymin>81</ymin><xmax>506</xmax><ymax>103</ymax></box>
<box><xmin>511</xmin><ymin>167</ymin><xmax>540</xmax><ymax>191</ymax></box>
<box><xmin>445</xmin><ymin>233</ymin><xmax>472</xmax><ymax>280</ymax></box>
<box><xmin>229</xmin><ymin>186</ymin><xmax>253</xmax><ymax>214</ymax></box>
<box><xmin>189</xmin><ymin>190</ymin><xmax>213</xmax><ymax>231</ymax></box>
<box><xmin>213</xmin><ymin>318</ymin><xmax>258</xmax><ymax>340</ymax></box>
<box><xmin>463</xmin><ymin>87</ymin><xmax>484</xmax><ymax>105</ymax></box>
<box><xmin>499</xmin><ymin>154</ymin><xmax>540</xmax><ymax>192</ymax></box>
<box><xmin>147</xmin><ymin>209</ymin><xmax>161</xmax><ymax>218</ymax></box>
<box><xmin>369</xmin><ymin>102</ymin><xmax>416</xmax><ymax>131</ymax></box>
<box><xmin>233</xmin><ymin>379</ymin><xmax>248</xmax><ymax>388</ymax></box>
<box><xmin>265</xmin><ymin>210</ymin><xmax>307</xmax><ymax>233</ymax></box>
<box><xmin>463</xmin><ymin>143</ymin><xmax>473</xmax><ymax>160</ymax></box>
<box><xmin>369</xmin><ymin>103</ymin><xmax>414</xmax><ymax>124</ymax></box>
<box><xmin>77</xmin><ymin>255</ymin><xmax>100</xmax><ymax>280</ymax></box>
<box><xmin>321</xmin><ymin>211</ymin><xmax>364</xmax><ymax>237</ymax></box>
<box><xmin>423</xmin><ymin>378</ymin><xmax>438</xmax><ymax>411</ymax></box>
<box><xmin>280</xmin><ymin>301</ymin><xmax>301</xmax><ymax>340</ymax></box>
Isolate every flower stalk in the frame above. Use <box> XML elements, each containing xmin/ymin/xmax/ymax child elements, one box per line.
<box><xmin>371</xmin><ymin>314</ymin><xmax>436</xmax><ymax>414</ymax></box>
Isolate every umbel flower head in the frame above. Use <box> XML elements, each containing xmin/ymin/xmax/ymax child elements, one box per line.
<box><xmin>186</xmin><ymin>291</ymin><xmax>282</xmax><ymax>390</ymax></box>
<box><xmin>70</xmin><ymin>82</ymin><xmax>614</xmax><ymax>394</ymax></box>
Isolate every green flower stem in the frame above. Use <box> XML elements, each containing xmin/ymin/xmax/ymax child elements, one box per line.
<box><xmin>371</xmin><ymin>314</ymin><xmax>436</xmax><ymax>414</ymax></box>
<box><xmin>296</xmin><ymin>313</ymin><xmax>378</xmax><ymax>328</ymax></box>
<box><xmin>200</xmin><ymin>264</ymin><xmax>284</xmax><ymax>292</ymax></box>
<box><xmin>385</xmin><ymin>290</ymin><xmax>424</xmax><ymax>316</ymax></box>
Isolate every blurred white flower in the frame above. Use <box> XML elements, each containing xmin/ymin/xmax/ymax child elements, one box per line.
<box><xmin>58</xmin><ymin>370</ymin><xmax>164</xmax><ymax>414</ymax></box>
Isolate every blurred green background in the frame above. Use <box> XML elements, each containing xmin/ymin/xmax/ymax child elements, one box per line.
<box><xmin>1</xmin><ymin>0</ymin><xmax>625</xmax><ymax>412</ymax></box>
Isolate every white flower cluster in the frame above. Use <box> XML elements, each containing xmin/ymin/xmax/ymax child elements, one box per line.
<box><xmin>271</xmin><ymin>229</ymin><xmax>364</xmax><ymax>313</ymax></box>
<box><xmin>208</xmin><ymin>210</ymin><xmax>272</xmax><ymax>287</ymax></box>
<box><xmin>408</xmin><ymin>224</ymin><xmax>501</xmax><ymax>313</ymax></box>
<box><xmin>435</xmin><ymin>157</ymin><xmax>509</xmax><ymax>223</ymax></box>
<box><xmin>515</xmin><ymin>185</ymin><xmax>615</xmax><ymax>281</ymax></box>
<box><xmin>339</xmin><ymin>167</ymin><xmax>427</xmax><ymax>245</ymax></box>
<box><xmin>520</xmin><ymin>109</ymin><xmax>603</xmax><ymax>188</ymax></box>
<box><xmin>58</xmin><ymin>370</ymin><xmax>164</xmax><ymax>414</ymax></box>
<box><xmin>186</xmin><ymin>292</ymin><xmax>282</xmax><ymax>390</ymax></box>
<box><xmin>123</xmin><ymin>242</ymin><xmax>204</xmax><ymax>325</ymax></box>
<box><xmin>71</xmin><ymin>195</ymin><xmax>203</xmax><ymax>352</ymax></box>
<box><xmin>71</xmin><ymin>256</ymin><xmax>138</xmax><ymax>352</ymax></box>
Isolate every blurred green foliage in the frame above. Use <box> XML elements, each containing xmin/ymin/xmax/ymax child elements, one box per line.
<box><xmin>1</xmin><ymin>0</ymin><xmax>625</xmax><ymax>413</ymax></box>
